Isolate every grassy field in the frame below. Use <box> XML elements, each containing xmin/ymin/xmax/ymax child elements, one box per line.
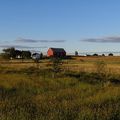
<box><xmin>0</xmin><ymin>56</ymin><xmax>120</xmax><ymax>120</ymax></box>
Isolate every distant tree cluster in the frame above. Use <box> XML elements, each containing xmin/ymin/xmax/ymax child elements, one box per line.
<box><xmin>1</xmin><ymin>47</ymin><xmax>31</xmax><ymax>60</ymax></box>
<box><xmin>93</xmin><ymin>53</ymin><xmax>99</xmax><ymax>56</ymax></box>
<box><xmin>108</xmin><ymin>53</ymin><xmax>113</xmax><ymax>56</ymax></box>
<box><xmin>86</xmin><ymin>53</ymin><xmax>114</xmax><ymax>57</ymax></box>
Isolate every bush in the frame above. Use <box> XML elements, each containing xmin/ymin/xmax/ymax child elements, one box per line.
<box><xmin>95</xmin><ymin>61</ymin><xmax>108</xmax><ymax>83</ymax></box>
<box><xmin>108</xmin><ymin>53</ymin><xmax>113</xmax><ymax>56</ymax></box>
<box><xmin>49</xmin><ymin>57</ymin><xmax>63</xmax><ymax>78</ymax></box>
<box><xmin>93</xmin><ymin>53</ymin><xmax>99</xmax><ymax>56</ymax></box>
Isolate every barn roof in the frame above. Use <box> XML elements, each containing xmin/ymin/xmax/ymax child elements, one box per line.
<box><xmin>50</xmin><ymin>48</ymin><xmax>66</xmax><ymax>52</ymax></box>
<box><xmin>32</xmin><ymin>53</ymin><xmax>40</xmax><ymax>55</ymax></box>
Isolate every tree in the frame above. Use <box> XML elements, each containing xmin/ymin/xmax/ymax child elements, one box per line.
<box><xmin>93</xmin><ymin>53</ymin><xmax>98</xmax><ymax>56</ymax></box>
<box><xmin>108</xmin><ymin>53</ymin><xmax>113</xmax><ymax>56</ymax></box>
<box><xmin>102</xmin><ymin>54</ymin><xmax>105</xmax><ymax>56</ymax></box>
<box><xmin>3</xmin><ymin>47</ymin><xmax>16</xmax><ymax>59</ymax></box>
<box><xmin>2</xmin><ymin>48</ymin><xmax>32</xmax><ymax>60</ymax></box>
<box><xmin>86</xmin><ymin>54</ymin><xmax>91</xmax><ymax>56</ymax></box>
<box><xmin>15</xmin><ymin>50</ymin><xmax>22</xmax><ymax>58</ymax></box>
<box><xmin>21</xmin><ymin>51</ymin><xmax>31</xmax><ymax>59</ymax></box>
<box><xmin>40</xmin><ymin>53</ymin><xmax>43</xmax><ymax>59</ymax></box>
<box><xmin>75</xmin><ymin>51</ymin><xmax>78</xmax><ymax>56</ymax></box>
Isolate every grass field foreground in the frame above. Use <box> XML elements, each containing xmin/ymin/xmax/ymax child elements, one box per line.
<box><xmin>0</xmin><ymin>56</ymin><xmax>120</xmax><ymax>120</ymax></box>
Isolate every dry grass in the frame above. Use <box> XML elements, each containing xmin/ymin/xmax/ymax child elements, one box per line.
<box><xmin>0</xmin><ymin>56</ymin><xmax>120</xmax><ymax>119</ymax></box>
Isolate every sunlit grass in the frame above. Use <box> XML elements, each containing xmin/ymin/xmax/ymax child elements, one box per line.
<box><xmin>0</xmin><ymin>57</ymin><xmax>120</xmax><ymax>119</ymax></box>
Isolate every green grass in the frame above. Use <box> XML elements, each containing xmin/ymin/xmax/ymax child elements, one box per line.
<box><xmin>0</xmin><ymin>61</ymin><xmax>120</xmax><ymax>120</ymax></box>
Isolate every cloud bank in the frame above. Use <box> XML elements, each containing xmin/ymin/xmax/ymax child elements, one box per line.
<box><xmin>0</xmin><ymin>45</ymin><xmax>47</xmax><ymax>49</ymax></box>
<box><xmin>82</xmin><ymin>36</ymin><xmax>120</xmax><ymax>43</ymax></box>
<box><xmin>15</xmin><ymin>38</ymin><xmax>66</xmax><ymax>43</ymax></box>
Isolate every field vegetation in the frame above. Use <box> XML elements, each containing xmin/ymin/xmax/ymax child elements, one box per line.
<box><xmin>0</xmin><ymin>56</ymin><xmax>120</xmax><ymax>120</ymax></box>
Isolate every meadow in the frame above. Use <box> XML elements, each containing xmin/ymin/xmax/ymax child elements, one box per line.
<box><xmin>0</xmin><ymin>56</ymin><xmax>120</xmax><ymax>120</ymax></box>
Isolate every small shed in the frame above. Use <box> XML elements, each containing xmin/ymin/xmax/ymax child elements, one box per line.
<box><xmin>47</xmin><ymin>48</ymin><xmax>66</xmax><ymax>57</ymax></box>
<box><xmin>32</xmin><ymin>53</ymin><xmax>41</xmax><ymax>60</ymax></box>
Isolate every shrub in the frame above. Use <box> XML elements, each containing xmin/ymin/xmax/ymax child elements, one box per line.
<box><xmin>95</xmin><ymin>61</ymin><xmax>108</xmax><ymax>83</ymax></box>
<box><xmin>108</xmin><ymin>53</ymin><xmax>113</xmax><ymax>56</ymax></box>
<box><xmin>49</xmin><ymin>57</ymin><xmax>63</xmax><ymax>78</ymax></box>
<box><xmin>93</xmin><ymin>53</ymin><xmax>99</xmax><ymax>56</ymax></box>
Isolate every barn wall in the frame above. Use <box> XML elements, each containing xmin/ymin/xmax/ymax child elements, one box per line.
<box><xmin>47</xmin><ymin>48</ymin><xmax>54</xmax><ymax>57</ymax></box>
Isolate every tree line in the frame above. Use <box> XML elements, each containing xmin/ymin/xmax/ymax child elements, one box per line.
<box><xmin>1</xmin><ymin>47</ymin><xmax>31</xmax><ymax>60</ymax></box>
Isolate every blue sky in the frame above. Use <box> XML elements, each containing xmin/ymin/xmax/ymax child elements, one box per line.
<box><xmin>0</xmin><ymin>0</ymin><xmax>120</xmax><ymax>54</ymax></box>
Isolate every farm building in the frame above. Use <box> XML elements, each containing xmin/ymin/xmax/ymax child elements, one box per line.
<box><xmin>47</xmin><ymin>48</ymin><xmax>66</xmax><ymax>57</ymax></box>
<box><xmin>32</xmin><ymin>53</ymin><xmax>40</xmax><ymax>60</ymax></box>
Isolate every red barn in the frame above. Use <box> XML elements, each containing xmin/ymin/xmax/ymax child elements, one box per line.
<box><xmin>47</xmin><ymin>48</ymin><xmax>66</xmax><ymax>57</ymax></box>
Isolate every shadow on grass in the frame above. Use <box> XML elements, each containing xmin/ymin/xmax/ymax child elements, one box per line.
<box><xmin>109</xmin><ymin>78</ymin><xmax>120</xmax><ymax>84</ymax></box>
<box><xmin>65</xmin><ymin>71</ymin><xmax>120</xmax><ymax>85</ymax></box>
<box><xmin>65</xmin><ymin>72</ymin><xmax>102</xmax><ymax>84</ymax></box>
